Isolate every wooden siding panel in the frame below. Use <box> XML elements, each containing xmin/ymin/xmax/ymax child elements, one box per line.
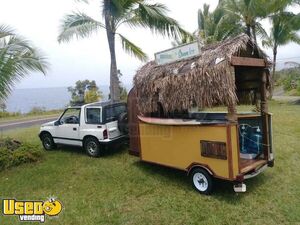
<box><xmin>201</xmin><ymin>141</ymin><xmax>227</xmax><ymax>160</ymax></box>
<box><xmin>231</xmin><ymin>56</ymin><xmax>266</xmax><ymax>67</ymax></box>
<box><xmin>127</xmin><ymin>88</ymin><xmax>141</xmax><ymax>156</ymax></box>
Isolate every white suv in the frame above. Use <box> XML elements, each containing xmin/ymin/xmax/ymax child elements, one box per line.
<box><xmin>39</xmin><ymin>101</ymin><xmax>128</xmax><ymax>157</ymax></box>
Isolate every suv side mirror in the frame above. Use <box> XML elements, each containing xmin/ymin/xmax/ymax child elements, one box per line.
<box><xmin>54</xmin><ymin>121</ymin><xmax>60</xmax><ymax>126</ymax></box>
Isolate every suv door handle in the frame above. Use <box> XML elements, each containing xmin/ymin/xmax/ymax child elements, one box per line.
<box><xmin>73</xmin><ymin>128</ymin><xmax>77</xmax><ymax>131</ymax></box>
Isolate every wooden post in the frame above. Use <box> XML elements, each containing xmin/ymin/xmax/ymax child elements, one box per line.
<box><xmin>261</xmin><ymin>71</ymin><xmax>270</xmax><ymax>160</ymax></box>
<box><xmin>227</xmin><ymin>66</ymin><xmax>237</xmax><ymax>123</ymax></box>
<box><xmin>227</xmin><ymin>104</ymin><xmax>237</xmax><ymax>123</ymax></box>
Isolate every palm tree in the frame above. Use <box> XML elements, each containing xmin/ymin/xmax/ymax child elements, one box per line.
<box><xmin>171</xmin><ymin>33</ymin><xmax>195</xmax><ymax>47</ymax></box>
<box><xmin>58</xmin><ymin>0</ymin><xmax>189</xmax><ymax>101</ymax></box>
<box><xmin>262</xmin><ymin>12</ymin><xmax>300</xmax><ymax>92</ymax></box>
<box><xmin>197</xmin><ymin>3</ymin><xmax>243</xmax><ymax>45</ymax></box>
<box><xmin>222</xmin><ymin>0</ymin><xmax>270</xmax><ymax>44</ymax></box>
<box><xmin>0</xmin><ymin>25</ymin><xmax>48</xmax><ymax>100</ymax></box>
<box><xmin>172</xmin><ymin>3</ymin><xmax>244</xmax><ymax>47</ymax></box>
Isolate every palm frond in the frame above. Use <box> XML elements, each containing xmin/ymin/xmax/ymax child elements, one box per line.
<box><xmin>198</xmin><ymin>8</ymin><xmax>205</xmax><ymax>30</ymax></box>
<box><xmin>0</xmin><ymin>28</ymin><xmax>48</xmax><ymax>99</ymax></box>
<box><xmin>118</xmin><ymin>33</ymin><xmax>148</xmax><ymax>62</ymax></box>
<box><xmin>255</xmin><ymin>22</ymin><xmax>268</xmax><ymax>39</ymax></box>
<box><xmin>102</xmin><ymin>0</ymin><xmax>142</xmax><ymax>21</ymax></box>
<box><xmin>74</xmin><ymin>0</ymin><xmax>89</xmax><ymax>3</ymax></box>
<box><xmin>124</xmin><ymin>2</ymin><xmax>188</xmax><ymax>40</ymax></box>
<box><xmin>262</xmin><ymin>35</ymin><xmax>274</xmax><ymax>48</ymax></box>
<box><xmin>196</xmin><ymin>3</ymin><xmax>243</xmax><ymax>45</ymax></box>
<box><xmin>289</xmin><ymin>32</ymin><xmax>300</xmax><ymax>44</ymax></box>
<box><xmin>58</xmin><ymin>12</ymin><xmax>105</xmax><ymax>43</ymax></box>
<box><xmin>290</xmin><ymin>13</ymin><xmax>300</xmax><ymax>30</ymax></box>
<box><xmin>0</xmin><ymin>25</ymin><xmax>14</xmax><ymax>39</ymax></box>
<box><xmin>223</xmin><ymin>0</ymin><xmax>242</xmax><ymax>20</ymax></box>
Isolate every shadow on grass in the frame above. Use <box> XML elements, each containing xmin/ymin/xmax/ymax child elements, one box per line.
<box><xmin>55</xmin><ymin>144</ymin><xmax>86</xmax><ymax>155</ymax></box>
<box><xmin>54</xmin><ymin>142</ymin><xmax>128</xmax><ymax>158</ymax></box>
<box><xmin>292</xmin><ymin>99</ymin><xmax>300</xmax><ymax>105</ymax></box>
<box><xmin>132</xmin><ymin>160</ymin><xmax>270</xmax><ymax>202</ymax></box>
<box><xmin>101</xmin><ymin>143</ymin><xmax>129</xmax><ymax>158</ymax></box>
<box><xmin>132</xmin><ymin>160</ymin><xmax>190</xmax><ymax>189</ymax></box>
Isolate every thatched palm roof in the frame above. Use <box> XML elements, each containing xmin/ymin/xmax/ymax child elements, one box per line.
<box><xmin>134</xmin><ymin>34</ymin><xmax>269</xmax><ymax>114</ymax></box>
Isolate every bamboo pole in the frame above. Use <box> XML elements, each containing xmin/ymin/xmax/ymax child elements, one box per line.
<box><xmin>227</xmin><ymin>66</ymin><xmax>237</xmax><ymax>123</ymax></box>
<box><xmin>261</xmin><ymin>71</ymin><xmax>270</xmax><ymax>159</ymax></box>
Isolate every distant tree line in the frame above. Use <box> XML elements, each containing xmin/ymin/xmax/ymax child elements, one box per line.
<box><xmin>275</xmin><ymin>66</ymin><xmax>300</xmax><ymax>96</ymax></box>
<box><xmin>68</xmin><ymin>79</ymin><xmax>127</xmax><ymax>106</ymax></box>
<box><xmin>68</xmin><ymin>80</ymin><xmax>103</xmax><ymax>105</ymax></box>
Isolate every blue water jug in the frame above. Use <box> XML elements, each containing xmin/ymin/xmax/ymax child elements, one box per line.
<box><xmin>247</xmin><ymin>127</ymin><xmax>262</xmax><ymax>154</ymax></box>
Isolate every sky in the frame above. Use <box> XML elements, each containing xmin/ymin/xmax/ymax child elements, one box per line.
<box><xmin>0</xmin><ymin>0</ymin><xmax>300</xmax><ymax>89</ymax></box>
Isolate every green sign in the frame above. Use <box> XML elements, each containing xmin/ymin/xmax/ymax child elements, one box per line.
<box><xmin>155</xmin><ymin>41</ymin><xmax>200</xmax><ymax>65</ymax></box>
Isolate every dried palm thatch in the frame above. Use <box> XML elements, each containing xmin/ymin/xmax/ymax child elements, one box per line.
<box><xmin>134</xmin><ymin>34</ymin><xmax>270</xmax><ymax>115</ymax></box>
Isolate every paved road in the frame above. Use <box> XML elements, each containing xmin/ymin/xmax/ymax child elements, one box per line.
<box><xmin>0</xmin><ymin>116</ymin><xmax>58</xmax><ymax>132</ymax></box>
<box><xmin>273</xmin><ymin>87</ymin><xmax>300</xmax><ymax>103</ymax></box>
<box><xmin>272</xmin><ymin>96</ymin><xmax>300</xmax><ymax>103</ymax></box>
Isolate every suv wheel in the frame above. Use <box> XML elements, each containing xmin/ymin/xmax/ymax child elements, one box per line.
<box><xmin>84</xmin><ymin>137</ymin><xmax>101</xmax><ymax>157</ymax></box>
<box><xmin>41</xmin><ymin>133</ymin><xmax>56</xmax><ymax>150</ymax></box>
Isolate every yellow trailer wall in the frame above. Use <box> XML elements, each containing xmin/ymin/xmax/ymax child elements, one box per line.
<box><xmin>139</xmin><ymin>122</ymin><xmax>240</xmax><ymax>180</ymax></box>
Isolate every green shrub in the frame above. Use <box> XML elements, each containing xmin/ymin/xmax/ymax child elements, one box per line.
<box><xmin>27</xmin><ymin>107</ymin><xmax>46</xmax><ymax>115</ymax></box>
<box><xmin>277</xmin><ymin>68</ymin><xmax>300</xmax><ymax>95</ymax></box>
<box><xmin>26</xmin><ymin>107</ymin><xmax>62</xmax><ymax>116</ymax></box>
<box><xmin>0</xmin><ymin>138</ymin><xmax>43</xmax><ymax>171</ymax></box>
<box><xmin>0</xmin><ymin>111</ymin><xmax>21</xmax><ymax>118</ymax></box>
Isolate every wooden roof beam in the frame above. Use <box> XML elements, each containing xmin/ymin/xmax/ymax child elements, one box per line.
<box><xmin>231</xmin><ymin>56</ymin><xmax>266</xmax><ymax>67</ymax></box>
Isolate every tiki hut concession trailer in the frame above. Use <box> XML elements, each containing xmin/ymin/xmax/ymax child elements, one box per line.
<box><xmin>127</xmin><ymin>34</ymin><xmax>274</xmax><ymax>194</ymax></box>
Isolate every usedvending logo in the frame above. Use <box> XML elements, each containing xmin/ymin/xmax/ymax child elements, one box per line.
<box><xmin>2</xmin><ymin>197</ymin><xmax>62</xmax><ymax>223</ymax></box>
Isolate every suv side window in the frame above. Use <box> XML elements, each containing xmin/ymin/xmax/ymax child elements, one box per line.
<box><xmin>104</xmin><ymin>104</ymin><xmax>126</xmax><ymax>123</ymax></box>
<box><xmin>86</xmin><ymin>108</ymin><xmax>101</xmax><ymax>124</ymax></box>
<box><xmin>60</xmin><ymin>108</ymin><xmax>81</xmax><ymax>124</ymax></box>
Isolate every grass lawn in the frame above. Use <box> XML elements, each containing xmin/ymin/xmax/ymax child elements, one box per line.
<box><xmin>0</xmin><ymin>102</ymin><xmax>300</xmax><ymax>225</ymax></box>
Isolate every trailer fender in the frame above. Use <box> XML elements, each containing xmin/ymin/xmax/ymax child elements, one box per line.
<box><xmin>187</xmin><ymin>163</ymin><xmax>214</xmax><ymax>176</ymax></box>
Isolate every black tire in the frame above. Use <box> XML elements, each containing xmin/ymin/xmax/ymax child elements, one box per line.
<box><xmin>118</xmin><ymin>112</ymin><xmax>128</xmax><ymax>134</ymax></box>
<box><xmin>41</xmin><ymin>133</ymin><xmax>56</xmax><ymax>151</ymax></box>
<box><xmin>190</xmin><ymin>168</ymin><xmax>213</xmax><ymax>195</ymax></box>
<box><xmin>84</xmin><ymin>137</ymin><xmax>101</xmax><ymax>157</ymax></box>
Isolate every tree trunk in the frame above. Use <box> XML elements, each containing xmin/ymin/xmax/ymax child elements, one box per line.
<box><xmin>104</xmin><ymin>0</ymin><xmax>120</xmax><ymax>101</ymax></box>
<box><xmin>251</xmin><ymin>24</ymin><xmax>258</xmax><ymax>46</ymax></box>
<box><xmin>246</xmin><ymin>24</ymin><xmax>251</xmax><ymax>37</ymax></box>
<box><xmin>107</xmin><ymin>31</ymin><xmax>120</xmax><ymax>101</ymax></box>
<box><xmin>270</xmin><ymin>45</ymin><xmax>277</xmax><ymax>98</ymax></box>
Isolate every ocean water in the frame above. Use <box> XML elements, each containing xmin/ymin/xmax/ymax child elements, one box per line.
<box><xmin>5</xmin><ymin>85</ymin><xmax>125</xmax><ymax>113</ymax></box>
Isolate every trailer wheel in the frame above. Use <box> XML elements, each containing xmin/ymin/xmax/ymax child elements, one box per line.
<box><xmin>190</xmin><ymin>168</ymin><xmax>213</xmax><ymax>195</ymax></box>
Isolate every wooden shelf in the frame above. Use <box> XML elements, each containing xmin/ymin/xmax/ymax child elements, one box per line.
<box><xmin>240</xmin><ymin>159</ymin><xmax>267</xmax><ymax>174</ymax></box>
